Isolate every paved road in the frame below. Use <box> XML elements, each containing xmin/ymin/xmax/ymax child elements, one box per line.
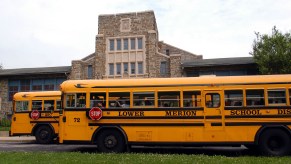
<box><xmin>0</xmin><ymin>142</ymin><xmax>253</xmax><ymax>156</ymax></box>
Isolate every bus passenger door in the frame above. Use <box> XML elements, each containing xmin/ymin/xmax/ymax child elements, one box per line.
<box><xmin>203</xmin><ymin>90</ymin><xmax>224</xmax><ymax>133</ymax></box>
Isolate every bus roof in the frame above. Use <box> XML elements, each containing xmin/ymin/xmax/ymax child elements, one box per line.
<box><xmin>13</xmin><ymin>91</ymin><xmax>61</xmax><ymax>100</ymax></box>
<box><xmin>60</xmin><ymin>74</ymin><xmax>291</xmax><ymax>91</ymax></box>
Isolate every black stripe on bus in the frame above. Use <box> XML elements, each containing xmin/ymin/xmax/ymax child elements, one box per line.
<box><xmin>40</xmin><ymin>116</ymin><xmax>59</xmax><ymax>119</ymax></box>
<box><xmin>225</xmin><ymin>115</ymin><xmax>291</xmax><ymax>119</ymax></box>
<box><xmin>14</xmin><ymin>111</ymin><xmax>60</xmax><ymax>114</ymax></box>
<box><xmin>30</xmin><ymin>121</ymin><xmax>59</xmax><ymax>123</ymax></box>
<box><xmin>65</xmin><ymin>107</ymin><xmax>204</xmax><ymax>112</ymax></box>
<box><xmin>225</xmin><ymin>122</ymin><xmax>291</xmax><ymax>126</ymax></box>
<box><xmin>225</xmin><ymin>106</ymin><xmax>291</xmax><ymax>110</ymax></box>
<box><xmin>88</xmin><ymin>123</ymin><xmax>204</xmax><ymax>127</ymax></box>
<box><xmin>88</xmin><ymin>81</ymin><xmax>291</xmax><ymax>89</ymax></box>
<box><xmin>101</xmin><ymin>116</ymin><xmax>204</xmax><ymax>119</ymax></box>
<box><xmin>211</xmin><ymin>123</ymin><xmax>223</xmax><ymax>126</ymax></box>
<box><xmin>205</xmin><ymin>116</ymin><xmax>222</xmax><ymax>119</ymax></box>
<box><xmin>89</xmin><ymin>122</ymin><xmax>291</xmax><ymax>127</ymax></box>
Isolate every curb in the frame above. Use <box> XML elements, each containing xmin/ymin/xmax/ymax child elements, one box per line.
<box><xmin>0</xmin><ymin>131</ymin><xmax>35</xmax><ymax>143</ymax></box>
<box><xmin>0</xmin><ymin>137</ymin><xmax>36</xmax><ymax>143</ymax></box>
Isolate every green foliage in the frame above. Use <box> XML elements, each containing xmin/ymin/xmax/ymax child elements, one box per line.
<box><xmin>0</xmin><ymin>118</ymin><xmax>11</xmax><ymax>127</ymax></box>
<box><xmin>0</xmin><ymin>152</ymin><xmax>291</xmax><ymax>164</ymax></box>
<box><xmin>250</xmin><ymin>26</ymin><xmax>291</xmax><ymax>74</ymax></box>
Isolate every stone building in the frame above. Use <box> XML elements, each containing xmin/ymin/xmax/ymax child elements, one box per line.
<box><xmin>0</xmin><ymin>10</ymin><xmax>258</xmax><ymax>116</ymax></box>
<box><xmin>70</xmin><ymin>10</ymin><xmax>201</xmax><ymax>80</ymax></box>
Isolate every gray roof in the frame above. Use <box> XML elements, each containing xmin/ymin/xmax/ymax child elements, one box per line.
<box><xmin>0</xmin><ymin>66</ymin><xmax>71</xmax><ymax>76</ymax></box>
<box><xmin>182</xmin><ymin>57</ymin><xmax>255</xmax><ymax>67</ymax></box>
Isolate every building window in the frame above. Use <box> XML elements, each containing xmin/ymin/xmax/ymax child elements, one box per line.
<box><xmin>44</xmin><ymin>79</ymin><xmax>54</xmax><ymax>91</ymax></box>
<box><xmin>109</xmin><ymin>63</ymin><xmax>114</xmax><ymax>75</ymax></box>
<box><xmin>109</xmin><ymin>39</ymin><xmax>114</xmax><ymax>51</ymax></box>
<box><xmin>116</xmin><ymin>63</ymin><xmax>121</xmax><ymax>75</ymax></box>
<box><xmin>166</xmin><ymin>49</ymin><xmax>170</xmax><ymax>56</ymax></box>
<box><xmin>138</xmin><ymin>38</ymin><xmax>143</xmax><ymax>49</ymax></box>
<box><xmin>131</xmin><ymin>62</ymin><xmax>136</xmax><ymax>74</ymax></box>
<box><xmin>160</xmin><ymin>61</ymin><xmax>168</xmax><ymax>75</ymax></box>
<box><xmin>7</xmin><ymin>78</ymin><xmax>66</xmax><ymax>101</ymax></box>
<box><xmin>88</xmin><ymin>65</ymin><xmax>93</xmax><ymax>79</ymax></box>
<box><xmin>131</xmin><ymin>38</ymin><xmax>135</xmax><ymax>50</ymax></box>
<box><xmin>138</xmin><ymin>62</ymin><xmax>143</xmax><ymax>74</ymax></box>
<box><xmin>123</xmin><ymin>38</ymin><xmax>128</xmax><ymax>50</ymax></box>
<box><xmin>123</xmin><ymin>63</ymin><xmax>128</xmax><ymax>73</ymax></box>
<box><xmin>32</xmin><ymin>79</ymin><xmax>42</xmax><ymax>91</ymax></box>
<box><xmin>117</xmin><ymin>39</ymin><xmax>121</xmax><ymax>50</ymax></box>
<box><xmin>20</xmin><ymin>80</ymin><xmax>30</xmax><ymax>91</ymax></box>
<box><xmin>8</xmin><ymin>80</ymin><xmax>19</xmax><ymax>101</ymax></box>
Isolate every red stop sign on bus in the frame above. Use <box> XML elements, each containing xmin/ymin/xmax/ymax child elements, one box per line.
<box><xmin>30</xmin><ymin>110</ymin><xmax>40</xmax><ymax>120</ymax></box>
<box><xmin>89</xmin><ymin>107</ymin><xmax>102</xmax><ymax>120</ymax></box>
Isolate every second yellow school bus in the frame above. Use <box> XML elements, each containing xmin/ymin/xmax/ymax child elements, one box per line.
<box><xmin>58</xmin><ymin>75</ymin><xmax>291</xmax><ymax>156</ymax></box>
<box><xmin>10</xmin><ymin>91</ymin><xmax>61</xmax><ymax>144</ymax></box>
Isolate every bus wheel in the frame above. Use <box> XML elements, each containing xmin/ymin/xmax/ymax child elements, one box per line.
<box><xmin>96</xmin><ymin>130</ymin><xmax>126</xmax><ymax>153</ymax></box>
<box><xmin>258</xmin><ymin>129</ymin><xmax>291</xmax><ymax>156</ymax></box>
<box><xmin>35</xmin><ymin>126</ymin><xmax>54</xmax><ymax>144</ymax></box>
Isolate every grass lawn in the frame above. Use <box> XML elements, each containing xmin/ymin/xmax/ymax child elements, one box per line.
<box><xmin>0</xmin><ymin>126</ymin><xmax>10</xmax><ymax>131</ymax></box>
<box><xmin>0</xmin><ymin>152</ymin><xmax>290</xmax><ymax>164</ymax></box>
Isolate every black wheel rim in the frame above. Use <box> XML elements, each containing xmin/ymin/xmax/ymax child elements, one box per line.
<box><xmin>39</xmin><ymin>130</ymin><xmax>49</xmax><ymax>140</ymax></box>
<box><xmin>268</xmin><ymin>136</ymin><xmax>283</xmax><ymax>152</ymax></box>
<box><xmin>104</xmin><ymin>135</ymin><xmax>118</xmax><ymax>148</ymax></box>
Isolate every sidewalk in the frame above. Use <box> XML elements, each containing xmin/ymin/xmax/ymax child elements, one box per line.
<box><xmin>0</xmin><ymin>131</ymin><xmax>35</xmax><ymax>143</ymax></box>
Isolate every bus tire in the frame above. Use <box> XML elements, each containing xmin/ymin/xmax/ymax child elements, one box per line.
<box><xmin>258</xmin><ymin>129</ymin><xmax>291</xmax><ymax>156</ymax></box>
<box><xmin>35</xmin><ymin>126</ymin><xmax>54</xmax><ymax>144</ymax></box>
<box><xmin>96</xmin><ymin>129</ymin><xmax>126</xmax><ymax>153</ymax></box>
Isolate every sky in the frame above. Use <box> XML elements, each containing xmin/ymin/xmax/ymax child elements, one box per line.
<box><xmin>0</xmin><ymin>0</ymin><xmax>291</xmax><ymax>69</ymax></box>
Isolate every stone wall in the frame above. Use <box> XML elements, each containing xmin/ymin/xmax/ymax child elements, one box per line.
<box><xmin>0</xmin><ymin>79</ymin><xmax>12</xmax><ymax>117</ymax></box>
<box><xmin>170</xmin><ymin>54</ymin><xmax>182</xmax><ymax>77</ymax></box>
<box><xmin>98</xmin><ymin>11</ymin><xmax>157</xmax><ymax>37</ymax></box>
<box><xmin>70</xmin><ymin>54</ymin><xmax>96</xmax><ymax>80</ymax></box>
<box><xmin>158</xmin><ymin>41</ymin><xmax>202</xmax><ymax>61</ymax></box>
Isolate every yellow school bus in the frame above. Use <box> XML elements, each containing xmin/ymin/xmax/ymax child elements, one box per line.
<box><xmin>58</xmin><ymin>75</ymin><xmax>291</xmax><ymax>156</ymax></box>
<box><xmin>10</xmin><ymin>91</ymin><xmax>61</xmax><ymax>144</ymax></box>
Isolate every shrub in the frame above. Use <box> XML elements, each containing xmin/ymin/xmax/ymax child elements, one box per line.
<box><xmin>0</xmin><ymin>118</ymin><xmax>11</xmax><ymax>127</ymax></box>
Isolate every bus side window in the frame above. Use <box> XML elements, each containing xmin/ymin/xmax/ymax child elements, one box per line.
<box><xmin>66</xmin><ymin>93</ymin><xmax>86</xmax><ymax>108</ymax></box>
<box><xmin>90</xmin><ymin>93</ymin><xmax>106</xmax><ymax>108</ymax></box>
<box><xmin>56</xmin><ymin>100</ymin><xmax>61</xmax><ymax>110</ymax></box>
<box><xmin>109</xmin><ymin>92</ymin><xmax>130</xmax><ymax>108</ymax></box>
<box><xmin>158</xmin><ymin>91</ymin><xmax>180</xmax><ymax>107</ymax></box>
<box><xmin>268</xmin><ymin>89</ymin><xmax>286</xmax><ymax>105</ymax></box>
<box><xmin>205</xmin><ymin>93</ymin><xmax>220</xmax><ymax>108</ymax></box>
<box><xmin>44</xmin><ymin>100</ymin><xmax>55</xmax><ymax>110</ymax></box>
<box><xmin>224</xmin><ymin>90</ymin><xmax>243</xmax><ymax>107</ymax></box>
<box><xmin>183</xmin><ymin>91</ymin><xmax>201</xmax><ymax>107</ymax></box>
<box><xmin>15</xmin><ymin>101</ymin><xmax>29</xmax><ymax>111</ymax></box>
<box><xmin>133</xmin><ymin>92</ymin><xmax>155</xmax><ymax>107</ymax></box>
<box><xmin>66</xmin><ymin>94</ymin><xmax>75</xmax><ymax>108</ymax></box>
<box><xmin>32</xmin><ymin>100</ymin><xmax>42</xmax><ymax>110</ymax></box>
<box><xmin>76</xmin><ymin>93</ymin><xmax>86</xmax><ymax>107</ymax></box>
<box><xmin>289</xmin><ymin>89</ymin><xmax>291</xmax><ymax>105</ymax></box>
<box><xmin>246</xmin><ymin>89</ymin><xmax>265</xmax><ymax>106</ymax></box>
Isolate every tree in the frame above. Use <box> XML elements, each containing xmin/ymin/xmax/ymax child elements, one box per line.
<box><xmin>0</xmin><ymin>63</ymin><xmax>3</xmax><ymax>70</ymax></box>
<box><xmin>250</xmin><ymin>26</ymin><xmax>291</xmax><ymax>74</ymax></box>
